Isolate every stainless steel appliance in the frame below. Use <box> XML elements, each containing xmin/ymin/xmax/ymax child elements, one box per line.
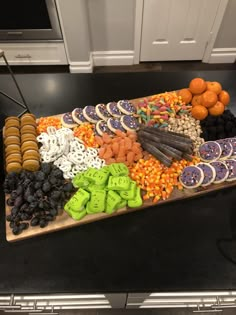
<box><xmin>0</xmin><ymin>0</ymin><xmax>62</xmax><ymax>41</ymax></box>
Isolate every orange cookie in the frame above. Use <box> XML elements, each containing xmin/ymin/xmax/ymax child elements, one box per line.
<box><xmin>5</xmin><ymin>116</ymin><xmax>19</xmax><ymax>123</ymax></box>
<box><xmin>5</xmin><ymin>144</ymin><xmax>21</xmax><ymax>155</ymax></box>
<box><xmin>23</xmin><ymin>149</ymin><xmax>40</xmax><ymax>161</ymax></box>
<box><xmin>23</xmin><ymin>159</ymin><xmax>40</xmax><ymax>171</ymax></box>
<box><xmin>5</xmin><ymin>127</ymin><xmax>20</xmax><ymax>137</ymax></box>
<box><xmin>5</xmin><ymin>120</ymin><xmax>20</xmax><ymax>128</ymax></box>
<box><xmin>5</xmin><ymin>149</ymin><xmax>21</xmax><ymax>157</ymax></box>
<box><xmin>4</xmin><ymin>136</ymin><xmax>21</xmax><ymax>146</ymax></box>
<box><xmin>21</xmin><ymin>141</ymin><xmax>39</xmax><ymax>154</ymax></box>
<box><xmin>21</xmin><ymin>113</ymin><xmax>36</xmax><ymax>120</ymax></box>
<box><xmin>21</xmin><ymin>118</ymin><xmax>37</xmax><ymax>128</ymax></box>
<box><xmin>21</xmin><ymin>125</ymin><xmax>37</xmax><ymax>135</ymax></box>
<box><xmin>6</xmin><ymin>162</ymin><xmax>22</xmax><ymax>173</ymax></box>
<box><xmin>21</xmin><ymin>133</ymin><xmax>37</xmax><ymax>144</ymax></box>
<box><xmin>6</xmin><ymin>153</ymin><xmax>22</xmax><ymax>164</ymax></box>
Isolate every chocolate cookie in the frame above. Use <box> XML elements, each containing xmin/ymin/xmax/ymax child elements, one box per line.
<box><xmin>198</xmin><ymin>141</ymin><xmax>222</xmax><ymax>162</ymax></box>
<box><xmin>83</xmin><ymin>106</ymin><xmax>100</xmax><ymax>124</ymax></box>
<box><xmin>61</xmin><ymin>112</ymin><xmax>78</xmax><ymax>128</ymax></box>
<box><xmin>197</xmin><ymin>163</ymin><xmax>216</xmax><ymax>187</ymax></box>
<box><xmin>117</xmin><ymin>100</ymin><xmax>136</xmax><ymax>115</ymax></box>
<box><xmin>120</xmin><ymin>115</ymin><xmax>139</xmax><ymax>131</ymax></box>
<box><xmin>225</xmin><ymin>159</ymin><xmax>236</xmax><ymax>181</ymax></box>
<box><xmin>72</xmin><ymin>108</ymin><xmax>88</xmax><ymax>125</ymax></box>
<box><xmin>217</xmin><ymin>139</ymin><xmax>233</xmax><ymax>160</ymax></box>
<box><xmin>210</xmin><ymin>161</ymin><xmax>229</xmax><ymax>184</ymax></box>
<box><xmin>179</xmin><ymin>165</ymin><xmax>204</xmax><ymax>188</ymax></box>
<box><xmin>107</xmin><ymin>118</ymin><xmax>126</xmax><ymax>133</ymax></box>
<box><xmin>95</xmin><ymin>104</ymin><xmax>111</xmax><ymax>121</ymax></box>
<box><xmin>106</xmin><ymin>102</ymin><xmax>122</xmax><ymax>118</ymax></box>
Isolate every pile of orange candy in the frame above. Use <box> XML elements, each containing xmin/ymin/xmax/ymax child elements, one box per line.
<box><xmin>37</xmin><ymin>116</ymin><xmax>61</xmax><ymax>134</ymax></box>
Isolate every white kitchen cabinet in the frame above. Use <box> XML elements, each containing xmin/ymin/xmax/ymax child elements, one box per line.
<box><xmin>0</xmin><ymin>43</ymin><xmax>68</xmax><ymax>65</ymax></box>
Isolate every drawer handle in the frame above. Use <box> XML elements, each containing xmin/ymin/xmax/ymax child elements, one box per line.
<box><xmin>15</xmin><ymin>54</ymin><xmax>32</xmax><ymax>59</ymax></box>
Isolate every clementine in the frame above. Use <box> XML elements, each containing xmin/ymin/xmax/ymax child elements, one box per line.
<box><xmin>178</xmin><ymin>88</ymin><xmax>192</xmax><ymax>104</ymax></box>
<box><xmin>189</xmin><ymin>78</ymin><xmax>207</xmax><ymax>94</ymax></box>
<box><xmin>191</xmin><ymin>94</ymin><xmax>203</xmax><ymax>107</ymax></box>
<box><xmin>206</xmin><ymin>81</ymin><xmax>222</xmax><ymax>95</ymax></box>
<box><xmin>191</xmin><ymin>105</ymin><xmax>208</xmax><ymax>120</ymax></box>
<box><xmin>208</xmin><ymin>101</ymin><xmax>225</xmax><ymax>116</ymax></box>
<box><xmin>218</xmin><ymin>90</ymin><xmax>230</xmax><ymax>106</ymax></box>
<box><xmin>201</xmin><ymin>90</ymin><xmax>218</xmax><ymax>108</ymax></box>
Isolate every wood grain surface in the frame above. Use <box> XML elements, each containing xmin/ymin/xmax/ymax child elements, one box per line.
<box><xmin>4</xmin><ymin>93</ymin><xmax>236</xmax><ymax>242</ymax></box>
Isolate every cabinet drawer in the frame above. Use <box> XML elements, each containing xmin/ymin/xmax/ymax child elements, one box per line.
<box><xmin>0</xmin><ymin>43</ymin><xmax>68</xmax><ymax>65</ymax></box>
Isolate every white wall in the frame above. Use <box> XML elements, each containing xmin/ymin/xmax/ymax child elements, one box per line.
<box><xmin>56</xmin><ymin>0</ymin><xmax>91</xmax><ymax>62</ymax></box>
<box><xmin>87</xmin><ymin>0</ymin><xmax>135</xmax><ymax>51</ymax></box>
<box><xmin>214</xmin><ymin>0</ymin><xmax>236</xmax><ymax>48</ymax></box>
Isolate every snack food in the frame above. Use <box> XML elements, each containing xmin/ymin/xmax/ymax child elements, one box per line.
<box><xmin>197</xmin><ymin>163</ymin><xmax>216</xmax><ymax>186</ymax></box>
<box><xmin>117</xmin><ymin>100</ymin><xmax>136</xmax><ymax>115</ymax></box>
<box><xmin>83</xmin><ymin>106</ymin><xmax>100</xmax><ymax>124</ymax></box>
<box><xmin>198</xmin><ymin>141</ymin><xmax>222</xmax><ymax>162</ymax></box>
<box><xmin>72</xmin><ymin>108</ymin><xmax>88</xmax><ymax>125</ymax></box>
<box><xmin>95</xmin><ymin>104</ymin><xmax>111</xmax><ymax>121</ymax></box>
<box><xmin>61</xmin><ymin>112</ymin><xmax>78</xmax><ymax>128</ymax></box>
<box><xmin>210</xmin><ymin>161</ymin><xmax>229</xmax><ymax>184</ymax></box>
<box><xmin>225</xmin><ymin>159</ymin><xmax>236</xmax><ymax>181</ymax></box>
<box><xmin>120</xmin><ymin>115</ymin><xmax>139</xmax><ymax>131</ymax></box>
<box><xmin>217</xmin><ymin>139</ymin><xmax>233</xmax><ymax>160</ymax></box>
<box><xmin>106</xmin><ymin>102</ymin><xmax>122</xmax><ymax>118</ymax></box>
<box><xmin>107</xmin><ymin>118</ymin><xmax>126</xmax><ymax>133</ymax></box>
<box><xmin>179</xmin><ymin>165</ymin><xmax>204</xmax><ymax>188</ymax></box>
<box><xmin>95</xmin><ymin>120</ymin><xmax>113</xmax><ymax>136</ymax></box>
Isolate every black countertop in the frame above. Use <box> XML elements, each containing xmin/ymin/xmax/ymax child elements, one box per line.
<box><xmin>0</xmin><ymin>71</ymin><xmax>236</xmax><ymax>294</ymax></box>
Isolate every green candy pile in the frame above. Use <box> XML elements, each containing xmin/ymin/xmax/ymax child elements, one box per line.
<box><xmin>64</xmin><ymin>163</ymin><xmax>143</xmax><ymax>220</ymax></box>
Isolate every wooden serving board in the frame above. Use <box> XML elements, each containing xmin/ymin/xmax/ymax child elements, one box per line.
<box><xmin>4</xmin><ymin>93</ymin><xmax>236</xmax><ymax>242</ymax></box>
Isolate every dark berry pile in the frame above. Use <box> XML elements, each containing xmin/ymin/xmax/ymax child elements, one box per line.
<box><xmin>200</xmin><ymin>110</ymin><xmax>236</xmax><ymax>141</ymax></box>
<box><xmin>3</xmin><ymin>163</ymin><xmax>75</xmax><ymax>235</ymax></box>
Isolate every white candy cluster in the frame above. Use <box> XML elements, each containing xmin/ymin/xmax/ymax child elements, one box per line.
<box><xmin>37</xmin><ymin>127</ymin><xmax>105</xmax><ymax>179</ymax></box>
<box><xmin>167</xmin><ymin>114</ymin><xmax>204</xmax><ymax>153</ymax></box>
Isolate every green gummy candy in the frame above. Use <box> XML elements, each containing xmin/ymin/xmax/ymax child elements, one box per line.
<box><xmin>109</xmin><ymin>163</ymin><xmax>129</xmax><ymax>177</ymax></box>
<box><xmin>93</xmin><ymin>168</ymin><xmax>110</xmax><ymax>185</ymax></box>
<box><xmin>83</xmin><ymin>168</ymin><xmax>99</xmax><ymax>183</ymax></box>
<box><xmin>119</xmin><ymin>181</ymin><xmax>137</xmax><ymax>200</ymax></box>
<box><xmin>86</xmin><ymin>183</ymin><xmax>106</xmax><ymax>193</ymax></box>
<box><xmin>107</xmin><ymin>176</ymin><xmax>131</xmax><ymax>191</ymax></box>
<box><xmin>86</xmin><ymin>202</ymin><xmax>94</xmax><ymax>214</ymax></box>
<box><xmin>116</xmin><ymin>199</ymin><xmax>127</xmax><ymax>210</ymax></box>
<box><xmin>70</xmin><ymin>209</ymin><xmax>87</xmax><ymax>221</ymax></box>
<box><xmin>89</xmin><ymin>190</ymin><xmax>106</xmax><ymax>213</ymax></box>
<box><xmin>101</xmin><ymin>165</ymin><xmax>110</xmax><ymax>174</ymax></box>
<box><xmin>106</xmin><ymin>190</ymin><xmax>121</xmax><ymax>214</ymax></box>
<box><xmin>128</xmin><ymin>187</ymin><xmax>143</xmax><ymax>208</ymax></box>
<box><xmin>72</xmin><ymin>173</ymin><xmax>89</xmax><ymax>188</ymax></box>
<box><xmin>65</xmin><ymin>188</ymin><xmax>90</xmax><ymax>212</ymax></box>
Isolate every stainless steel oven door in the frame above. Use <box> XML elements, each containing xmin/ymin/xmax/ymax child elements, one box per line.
<box><xmin>0</xmin><ymin>0</ymin><xmax>63</xmax><ymax>41</ymax></box>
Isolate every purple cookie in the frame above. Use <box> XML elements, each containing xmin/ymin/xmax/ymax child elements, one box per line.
<box><xmin>107</xmin><ymin>118</ymin><xmax>126</xmax><ymax>133</ymax></box>
<box><xmin>210</xmin><ymin>161</ymin><xmax>229</xmax><ymax>184</ymax></box>
<box><xmin>95</xmin><ymin>104</ymin><xmax>111</xmax><ymax>121</ymax></box>
<box><xmin>117</xmin><ymin>100</ymin><xmax>136</xmax><ymax>115</ymax></box>
<box><xmin>106</xmin><ymin>102</ymin><xmax>122</xmax><ymax>118</ymax></box>
<box><xmin>95</xmin><ymin>120</ymin><xmax>113</xmax><ymax>136</ymax></box>
<box><xmin>225</xmin><ymin>159</ymin><xmax>236</xmax><ymax>181</ymax></box>
<box><xmin>61</xmin><ymin>112</ymin><xmax>77</xmax><ymax>128</ymax></box>
<box><xmin>217</xmin><ymin>139</ymin><xmax>233</xmax><ymax>160</ymax></box>
<box><xmin>179</xmin><ymin>166</ymin><xmax>204</xmax><ymax>189</ymax></box>
<box><xmin>120</xmin><ymin>115</ymin><xmax>139</xmax><ymax>131</ymax></box>
<box><xmin>228</xmin><ymin>138</ymin><xmax>236</xmax><ymax>157</ymax></box>
<box><xmin>197</xmin><ymin>163</ymin><xmax>216</xmax><ymax>187</ymax></box>
<box><xmin>72</xmin><ymin>108</ymin><xmax>88</xmax><ymax>125</ymax></box>
<box><xmin>198</xmin><ymin>141</ymin><xmax>222</xmax><ymax>162</ymax></box>
<box><xmin>83</xmin><ymin>106</ymin><xmax>100</xmax><ymax>124</ymax></box>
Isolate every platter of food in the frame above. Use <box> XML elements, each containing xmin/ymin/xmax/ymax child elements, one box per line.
<box><xmin>3</xmin><ymin>77</ymin><xmax>236</xmax><ymax>242</ymax></box>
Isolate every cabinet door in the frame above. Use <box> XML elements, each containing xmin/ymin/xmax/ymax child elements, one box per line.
<box><xmin>140</xmin><ymin>0</ymin><xmax>221</xmax><ymax>61</ymax></box>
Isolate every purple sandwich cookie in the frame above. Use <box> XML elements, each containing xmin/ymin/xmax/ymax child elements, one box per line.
<box><xmin>117</xmin><ymin>100</ymin><xmax>136</xmax><ymax>115</ymax></box>
<box><xmin>83</xmin><ymin>106</ymin><xmax>100</xmax><ymax>124</ymax></box>
<box><xmin>217</xmin><ymin>139</ymin><xmax>233</xmax><ymax>160</ymax></box>
<box><xmin>106</xmin><ymin>102</ymin><xmax>122</xmax><ymax>118</ymax></box>
<box><xmin>228</xmin><ymin>138</ymin><xmax>236</xmax><ymax>157</ymax></box>
<box><xmin>225</xmin><ymin>159</ymin><xmax>236</xmax><ymax>181</ymax></box>
<box><xmin>95</xmin><ymin>104</ymin><xmax>111</xmax><ymax>121</ymax></box>
<box><xmin>210</xmin><ymin>161</ymin><xmax>229</xmax><ymax>184</ymax></box>
<box><xmin>120</xmin><ymin>115</ymin><xmax>139</xmax><ymax>131</ymax></box>
<box><xmin>61</xmin><ymin>112</ymin><xmax>78</xmax><ymax>128</ymax></box>
<box><xmin>107</xmin><ymin>118</ymin><xmax>126</xmax><ymax>133</ymax></box>
<box><xmin>72</xmin><ymin>108</ymin><xmax>88</xmax><ymax>125</ymax></box>
<box><xmin>179</xmin><ymin>166</ymin><xmax>204</xmax><ymax>189</ymax></box>
<box><xmin>197</xmin><ymin>163</ymin><xmax>216</xmax><ymax>187</ymax></box>
<box><xmin>95</xmin><ymin>120</ymin><xmax>113</xmax><ymax>136</ymax></box>
<box><xmin>198</xmin><ymin>141</ymin><xmax>222</xmax><ymax>162</ymax></box>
